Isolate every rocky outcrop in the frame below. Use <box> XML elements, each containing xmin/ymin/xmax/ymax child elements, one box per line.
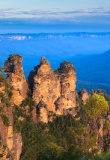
<box><xmin>78</xmin><ymin>89</ymin><xmax>107</xmax><ymax>105</ymax></box>
<box><xmin>55</xmin><ymin>61</ymin><xmax>76</xmax><ymax>115</ymax></box>
<box><xmin>0</xmin><ymin>77</ymin><xmax>22</xmax><ymax>160</ymax></box>
<box><xmin>78</xmin><ymin>89</ymin><xmax>89</xmax><ymax>104</ymax></box>
<box><xmin>0</xmin><ymin>54</ymin><xmax>28</xmax><ymax>160</ymax></box>
<box><xmin>0</xmin><ymin>109</ymin><xmax>22</xmax><ymax>160</ymax></box>
<box><xmin>4</xmin><ymin>54</ymin><xmax>28</xmax><ymax>105</ymax></box>
<box><xmin>91</xmin><ymin>89</ymin><xmax>107</xmax><ymax>97</ymax></box>
<box><xmin>32</xmin><ymin>57</ymin><xmax>60</xmax><ymax>112</ymax></box>
<box><xmin>29</xmin><ymin>57</ymin><xmax>61</xmax><ymax>123</ymax></box>
<box><xmin>1</xmin><ymin>53</ymin><xmax>110</xmax><ymax>159</ymax></box>
<box><xmin>29</xmin><ymin>57</ymin><xmax>76</xmax><ymax>123</ymax></box>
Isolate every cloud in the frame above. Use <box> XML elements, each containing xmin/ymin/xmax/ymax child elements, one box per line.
<box><xmin>0</xmin><ymin>7</ymin><xmax>110</xmax><ymax>25</ymax></box>
<box><xmin>0</xmin><ymin>7</ymin><xmax>110</xmax><ymax>18</ymax></box>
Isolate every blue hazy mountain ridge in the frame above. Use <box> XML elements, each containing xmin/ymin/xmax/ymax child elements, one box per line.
<box><xmin>74</xmin><ymin>50</ymin><xmax>110</xmax><ymax>84</ymax></box>
<box><xmin>73</xmin><ymin>50</ymin><xmax>110</xmax><ymax>93</ymax></box>
<box><xmin>0</xmin><ymin>32</ymin><xmax>110</xmax><ymax>93</ymax></box>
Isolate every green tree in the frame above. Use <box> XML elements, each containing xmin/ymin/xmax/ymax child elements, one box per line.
<box><xmin>78</xmin><ymin>94</ymin><xmax>109</xmax><ymax>155</ymax></box>
<box><xmin>80</xmin><ymin>93</ymin><xmax>109</xmax><ymax>122</ymax></box>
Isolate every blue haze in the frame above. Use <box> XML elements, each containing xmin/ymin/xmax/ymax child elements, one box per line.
<box><xmin>0</xmin><ymin>32</ymin><xmax>110</xmax><ymax>93</ymax></box>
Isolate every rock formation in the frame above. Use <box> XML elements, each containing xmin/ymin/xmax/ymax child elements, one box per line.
<box><xmin>28</xmin><ymin>57</ymin><xmax>76</xmax><ymax>123</ymax></box>
<box><xmin>91</xmin><ymin>89</ymin><xmax>107</xmax><ymax>97</ymax></box>
<box><xmin>0</xmin><ymin>54</ymin><xmax>76</xmax><ymax>159</ymax></box>
<box><xmin>33</xmin><ymin>57</ymin><xmax>60</xmax><ymax>112</ymax></box>
<box><xmin>55</xmin><ymin>61</ymin><xmax>76</xmax><ymax>115</ymax></box>
<box><xmin>0</xmin><ymin>74</ymin><xmax>22</xmax><ymax>160</ymax></box>
<box><xmin>0</xmin><ymin>54</ymin><xmax>28</xmax><ymax>160</ymax></box>
<box><xmin>0</xmin><ymin>54</ymin><xmax>110</xmax><ymax>159</ymax></box>
<box><xmin>4</xmin><ymin>54</ymin><xmax>28</xmax><ymax>105</ymax></box>
<box><xmin>78</xmin><ymin>89</ymin><xmax>89</xmax><ymax>104</ymax></box>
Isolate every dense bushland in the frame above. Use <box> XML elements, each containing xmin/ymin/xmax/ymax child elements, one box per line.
<box><xmin>19</xmin><ymin>94</ymin><xmax>110</xmax><ymax>160</ymax></box>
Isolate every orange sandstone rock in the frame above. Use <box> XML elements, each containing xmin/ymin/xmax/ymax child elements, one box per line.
<box><xmin>29</xmin><ymin>58</ymin><xmax>76</xmax><ymax>123</ymax></box>
<box><xmin>4</xmin><ymin>54</ymin><xmax>28</xmax><ymax>105</ymax></box>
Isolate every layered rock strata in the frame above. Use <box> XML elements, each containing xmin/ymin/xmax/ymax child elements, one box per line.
<box><xmin>55</xmin><ymin>61</ymin><xmax>76</xmax><ymax>115</ymax></box>
<box><xmin>0</xmin><ymin>76</ymin><xmax>22</xmax><ymax>160</ymax></box>
<box><xmin>0</xmin><ymin>54</ymin><xmax>28</xmax><ymax>160</ymax></box>
<box><xmin>29</xmin><ymin>57</ymin><xmax>76</xmax><ymax>123</ymax></box>
<box><xmin>4</xmin><ymin>54</ymin><xmax>28</xmax><ymax>105</ymax></box>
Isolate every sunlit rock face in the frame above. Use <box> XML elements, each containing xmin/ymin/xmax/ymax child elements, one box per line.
<box><xmin>33</xmin><ymin>57</ymin><xmax>61</xmax><ymax>113</ymax></box>
<box><xmin>29</xmin><ymin>58</ymin><xmax>76</xmax><ymax>123</ymax></box>
<box><xmin>0</xmin><ymin>74</ymin><xmax>22</xmax><ymax>160</ymax></box>
<box><xmin>0</xmin><ymin>54</ymin><xmax>27</xmax><ymax>160</ymax></box>
<box><xmin>55</xmin><ymin>61</ymin><xmax>76</xmax><ymax>115</ymax></box>
<box><xmin>29</xmin><ymin>57</ymin><xmax>60</xmax><ymax>123</ymax></box>
<box><xmin>4</xmin><ymin>54</ymin><xmax>28</xmax><ymax>105</ymax></box>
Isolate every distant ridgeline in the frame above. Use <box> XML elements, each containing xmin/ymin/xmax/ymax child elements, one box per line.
<box><xmin>0</xmin><ymin>54</ymin><xmax>110</xmax><ymax>160</ymax></box>
<box><xmin>73</xmin><ymin>50</ymin><xmax>110</xmax><ymax>94</ymax></box>
<box><xmin>0</xmin><ymin>33</ymin><xmax>110</xmax><ymax>94</ymax></box>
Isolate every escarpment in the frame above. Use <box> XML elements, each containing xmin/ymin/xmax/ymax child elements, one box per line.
<box><xmin>0</xmin><ymin>72</ymin><xmax>22</xmax><ymax>160</ymax></box>
<box><xmin>0</xmin><ymin>54</ymin><xmax>28</xmax><ymax>160</ymax></box>
<box><xmin>1</xmin><ymin>54</ymin><xmax>110</xmax><ymax>159</ymax></box>
<box><xmin>0</xmin><ymin>54</ymin><xmax>77</xmax><ymax>159</ymax></box>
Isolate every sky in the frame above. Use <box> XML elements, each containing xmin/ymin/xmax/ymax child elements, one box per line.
<box><xmin>0</xmin><ymin>0</ymin><xmax>110</xmax><ymax>33</ymax></box>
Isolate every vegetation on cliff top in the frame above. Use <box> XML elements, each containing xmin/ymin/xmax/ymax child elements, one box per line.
<box><xmin>20</xmin><ymin>94</ymin><xmax>109</xmax><ymax>160</ymax></box>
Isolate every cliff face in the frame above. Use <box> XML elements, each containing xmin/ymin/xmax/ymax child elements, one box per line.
<box><xmin>0</xmin><ymin>76</ymin><xmax>22</xmax><ymax>160</ymax></box>
<box><xmin>33</xmin><ymin>57</ymin><xmax>61</xmax><ymax>111</ymax></box>
<box><xmin>0</xmin><ymin>54</ymin><xmax>110</xmax><ymax>159</ymax></box>
<box><xmin>29</xmin><ymin>57</ymin><xmax>76</xmax><ymax>123</ymax></box>
<box><xmin>0</xmin><ymin>55</ymin><xmax>77</xmax><ymax>159</ymax></box>
<box><xmin>55</xmin><ymin>61</ymin><xmax>76</xmax><ymax>115</ymax></box>
<box><xmin>0</xmin><ymin>54</ymin><xmax>28</xmax><ymax>160</ymax></box>
<box><xmin>4</xmin><ymin>54</ymin><xmax>28</xmax><ymax>105</ymax></box>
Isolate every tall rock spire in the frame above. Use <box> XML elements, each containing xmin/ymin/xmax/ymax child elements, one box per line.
<box><xmin>4</xmin><ymin>54</ymin><xmax>28</xmax><ymax>105</ymax></box>
<box><xmin>55</xmin><ymin>61</ymin><xmax>76</xmax><ymax>115</ymax></box>
<box><xmin>29</xmin><ymin>58</ymin><xmax>76</xmax><ymax>123</ymax></box>
<box><xmin>30</xmin><ymin>57</ymin><xmax>60</xmax><ymax>123</ymax></box>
